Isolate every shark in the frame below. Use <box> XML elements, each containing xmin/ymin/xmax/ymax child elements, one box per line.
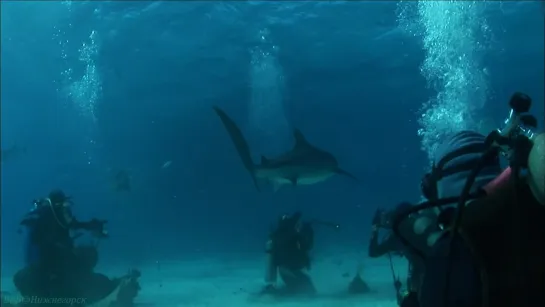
<box><xmin>1</xmin><ymin>144</ymin><xmax>26</xmax><ymax>163</ymax></box>
<box><xmin>213</xmin><ymin>106</ymin><xmax>358</xmax><ymax>191</ymax></box>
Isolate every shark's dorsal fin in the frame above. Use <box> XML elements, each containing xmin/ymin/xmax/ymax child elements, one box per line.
<box><xmin>293</xmin><ymin>129</ymin><xmax>312</xmax><ymax>150</ymax></box>
<box><xmin>261</xmin><ymin>155</ymin><xmax>269</xmax><ymax>165</ymax></box>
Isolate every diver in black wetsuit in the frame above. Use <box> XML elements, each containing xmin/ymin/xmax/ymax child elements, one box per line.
<box><xmin>413</xmin><ymin>127</ymin><xmax>544</xmax><ymax>307</ymax></box>
<box><xmin>262</xmin><ymin>211</ymin><xmax>316</xmax><ymax>296</ymax></box>
<box><xmin>13</xmin><ymin>189</ymin><xmax>140</xmax><ymax>306</ymax></box>
<box><xmin>368</xmin><ymin>202</ymin><xmax>437</xmax><ymax>304</ymax></box>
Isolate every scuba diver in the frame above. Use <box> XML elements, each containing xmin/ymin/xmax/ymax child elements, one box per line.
<box><xmin>13</xmin><ymin>189</ymin><xmax>140</xmax><ymax>306</ymax></box>
<box><xmin>262</xmin><ymin>211</ymin><xmax>316</xmax><ymax>297</ymax></box>
<box><xmin>368</xmin><ymin>202</ymin><xmax>438</xmax><ymax>305</ymax></box>
<box><xmin>393</xmin><ymin>92</ymin><xmax>545</xmax><ymax>307</ymax></box>
<box><xmin>413</xmin><ymin>130</ymin><xmax>503</xmax><ymax>307</ymax></box>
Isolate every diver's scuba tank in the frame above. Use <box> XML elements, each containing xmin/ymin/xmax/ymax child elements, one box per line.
<box><xmin>21</xmin><ymin>198</ymin><xmax>53</xmax><ymax>266</ymax></box>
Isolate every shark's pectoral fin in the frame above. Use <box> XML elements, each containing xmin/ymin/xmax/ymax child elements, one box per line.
<box><xmin>260</xmin><ymin>155</ymin><xmax>270</xmax><ymax>165</ymax></box>
<box><xmin>272</xmin><ymin>181</ymin><xmax>282</xmax><ymax>192</ymax></box>
<box><xmin>336</xmin><ymin>168</ymin><xmax>358</xmax><ymax>181</ymax></box>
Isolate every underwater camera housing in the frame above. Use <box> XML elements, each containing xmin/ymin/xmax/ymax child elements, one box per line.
<box><xmin>392</xmin><ymin>92</ymin><xmax>539</xmax><ymax>307</ymax></box>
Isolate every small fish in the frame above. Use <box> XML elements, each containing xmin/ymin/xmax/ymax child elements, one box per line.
<box><xmin>213</xmin><ymin>106</ymin><xmax>358</xmax><ymax>192</ymax></box>
<box><xmin>161</xmin><ymin>160</ymin><xmax>172</xmax><ymax>169</ymax></box>
<box><xmin>112</xmin><ymin>169</ymin><xmax>131</xmax><ymax>192</ymax></box>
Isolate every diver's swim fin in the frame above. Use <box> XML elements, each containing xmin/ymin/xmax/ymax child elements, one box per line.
<box><xmin>87</xmin><ymin>282</ymin><xmax>122</xmax><ymax>307</ymax></box>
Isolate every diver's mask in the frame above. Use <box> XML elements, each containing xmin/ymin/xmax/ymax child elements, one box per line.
<box><xmin>278</xmin><ymin>211</ymin><xmax>302</xmax><ymax>230</ymax></box>
<box><xmin>374</xmin><ymin>210</ymin><xmax>397</xmax><ymax>230</ymax></box>
<box><xmin>32</xmin><ymin>197</ymin><xmax>74</xmax><ymax>228</ymax></box>
<box><xmin>375</xmin><ymin>202</ymin><xmax>414</xmax><ymax>230</ymax></box>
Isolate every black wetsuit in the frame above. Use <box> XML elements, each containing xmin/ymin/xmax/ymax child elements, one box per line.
<box><xmin>369</xmin><ymin>215</ymin><xmax>433</xmax><ymax>295</ymax></box>
<box><xmin>20</xmin><ymin>205</ymin><xmax>101</xmax><ymax>275</ymax></box>
<box><xmin>266</xmin><ymin>219</ymin><xmax>316</xmax><ymax>295</ymax></box>
<box><xmin>15</xmin><ymin>205</ymin><xmax>139</xmax><ymax>306</ymax></box>
<box><xmin>418</xmin><ymin>181</ymin><xmax>545</xmax><ymax>307</ymax></box>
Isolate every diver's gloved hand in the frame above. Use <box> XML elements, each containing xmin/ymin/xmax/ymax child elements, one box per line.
<box><xmin>126</xmin><ymin>268</ymin><xmax>141</xmax><ymax>280</ymax></box>
<box><xmin>372</xmin><ymin>209</ymin><xmax>383</xmax><ymax>229</ymax></box>
<box><xmin>89</xmin><ymin>219</ymin><xmax>109</xmax><ymax>238</ymax></box>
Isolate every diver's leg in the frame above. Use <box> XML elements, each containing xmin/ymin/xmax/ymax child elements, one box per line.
<box><xmin>419</xmin><ymin>233</ymin><xmax>481</xmax><ymax>307</ymax></box>
<box><xmin>13</xmin><ymin>267</ymin><xmax>30</xmax><ymax>296</ymax></box>
<box><xmin>82</xmin><ymin>270</ymin><xmax>140</xmax><ymax>306</ymax></box>
<box><xmin>278</xmin><ymin>267</ymin><xmax>316</xmax><ymax>295</ymax></box>
<box><xmin>265</xmin><ymin>253</ymin><xmax>278</xmax><ymax>286</ymax></box>
<box><xmin>13</xmin><ymin>266</ymin><xmax>48</xmax><ymax>298</ymax></box>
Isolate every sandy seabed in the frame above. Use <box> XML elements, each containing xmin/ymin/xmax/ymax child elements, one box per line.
<box><xmin>2</xmin><ymin>252</ymin><xmax>408</xmax><ymax>307</ymax></box>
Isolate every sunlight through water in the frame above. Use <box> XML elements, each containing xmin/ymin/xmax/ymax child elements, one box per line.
<box><xmin>397</xmin><ymin>0</ymin><xmax>492</xmax><ymax>162</ymax></box>
<box><xmin>68</xmin><ymin>30</ymin><xmax>102</xmax><ymax>123</ymax></box>
<box><xmin>54</xmin><ymin>0</ymin><xmax>102</xmax><ymax>165</ymax></box>
<box><xmin>248</xmin><ymin>28</ymin><xmax>291</xmax><ymax>156</ymax></box>
<box><xmin>55</xmin><ymin>1</ymin><xmax>102</xmax><ymax>123</ymax></box>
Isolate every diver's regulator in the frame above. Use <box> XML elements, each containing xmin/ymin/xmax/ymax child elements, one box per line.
<box><xmin>489</xmin><ymin>92</ymin><xmax>538</xmax><ymax>159</ymax></box>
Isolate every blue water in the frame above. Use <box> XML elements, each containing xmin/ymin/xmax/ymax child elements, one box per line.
<box><xmin>1</xmin><ymin>0</ymin><xmax>543</xmax><ymax>298</ymax></box>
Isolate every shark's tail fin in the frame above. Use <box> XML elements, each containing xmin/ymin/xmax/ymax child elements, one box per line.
<box><xmin>213</xmin><ymin>106</ymin><xmax>259</xmax><ymax>191</ymax></box>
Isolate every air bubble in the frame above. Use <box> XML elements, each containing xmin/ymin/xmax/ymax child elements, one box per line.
<box><xmin>248</xmin><ymin>28</ymin><xmax>290</xmax><ymax>155</ymax></box>
<box><xmin>397</xmin><ymin>0</ymin><xmax>493</xmax><ymax>162</ymax></box>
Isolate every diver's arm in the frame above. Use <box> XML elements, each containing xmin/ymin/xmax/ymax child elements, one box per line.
<box><xmin>70</xmin><ymin>219</ymin><xmax>94</xmax><ymax>230</ymax></box>
<box><xmin>264</xmin><ymin>240</ymin><xmax>278</xmax><ymax>285</ymax></box>
<box><xmin>368</xmin><ymin>227</ymin><xmax>396</xmax><ymax>257</ymax></box>
<box><xmin>20</xmin><ymin>215</ymin><xmax>39</xmax><ymax>228</ymax></box>
<box><xmin>528</xmin><ymin>133</ymin><xmax>544</xmax><ymax>206</ymax></box>
<box><xmin>70</xmin><ymin>218</ymin><xmax>108</xmax><ymax>237</ymax></box>
<box><xmin>460</xmin><ymin>191</ymin><xmax>505</xmax><ymax>229</ymax></box>
<box><xmin>461</xmin><ymin>133</ymin><xmax>545</xmax><ymax>225</ymax></box>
